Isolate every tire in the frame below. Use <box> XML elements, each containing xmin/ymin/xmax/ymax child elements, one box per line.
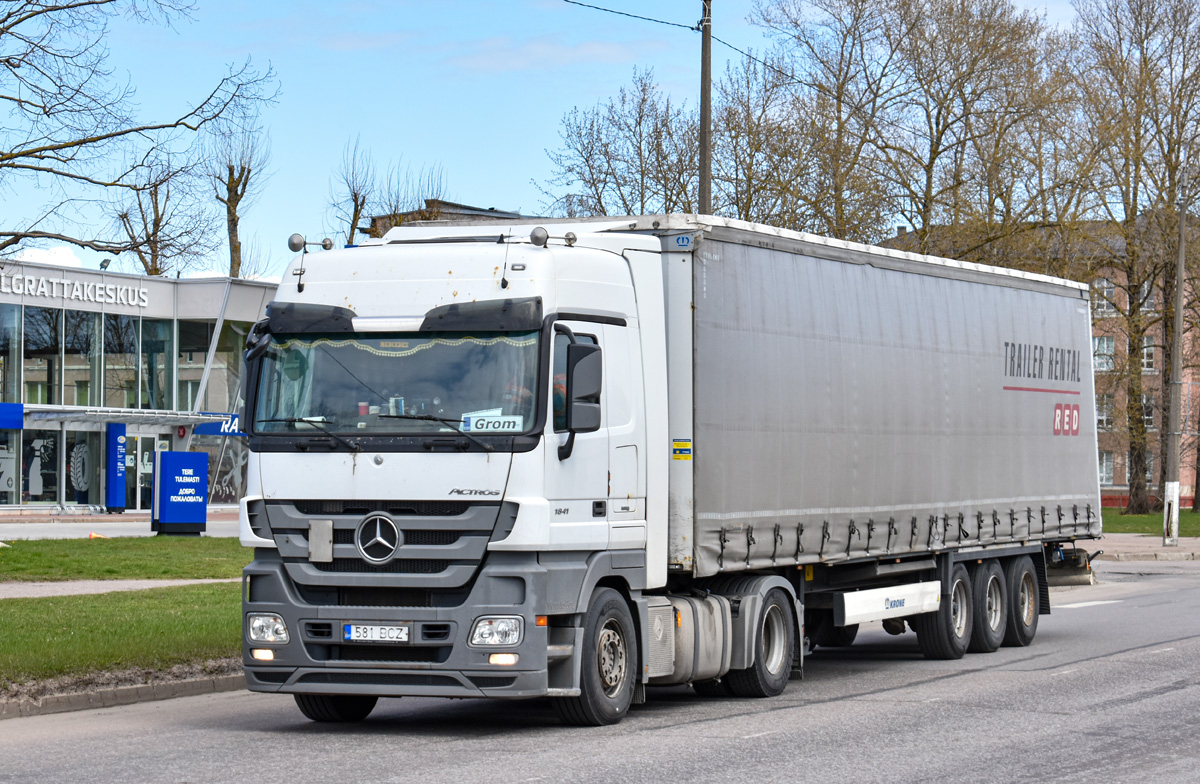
<box><xmin>968</xmin><ymin>561</ymin><xmax>1007</xmax><ymax>653</ymax></box>
<box><xmin>806</xmin><ymin>609</ymin><xmax>859</xmax><ymax>648</ymax></box>
<box><xmin>913</xmin><ymin>563</ymin><xmax>973</xmax><ymax>660</ymax></box>
<box><xmin>692</xmin><ymin>678</ymin><xmax>733</xmax><ymax>697</ymax></box>
<box><xmin>293</xmin><ymin>694</ymin><xmax>378</xmax><ymax>722</ymax></box>
<box><xmin>725</xmin><ymin>588</ymin><xmax>795</xmax><ymax>698</ymax></box>
<box><xmin>1002</xmin><ymin>555</ymin><xmax>1040</xmax><ymax>647</ymax></box>
<box><xmin>553</xmin><ymin>587</ymin><xmax>636</xmax><ymax>726</ymax></box>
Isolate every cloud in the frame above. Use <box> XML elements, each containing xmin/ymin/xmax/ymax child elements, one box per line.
<box><xmin>440</xmin><ymin>34</ymin><xmax>664</xmax><ymax>73</ymax></box>
<box><xmin>13</xmin><ymin>246</ymin><xmax>84</xmax><ymax>268</ymax></box>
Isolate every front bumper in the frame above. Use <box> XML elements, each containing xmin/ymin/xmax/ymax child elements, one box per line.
<box><xmin>242</xmin><ymin>550</ymin><xmax>571</xmax><ymax>699</ymax></box>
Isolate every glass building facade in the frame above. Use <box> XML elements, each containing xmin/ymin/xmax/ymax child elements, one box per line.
<box><xmin>0</xmin><ymin>263</ymin><xmax>273</xmax><ymax>510</ymax></box>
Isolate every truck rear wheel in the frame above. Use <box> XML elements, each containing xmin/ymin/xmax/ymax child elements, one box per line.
<box><xmin>725</xmin><ymin>588</ymin><xmax>795</xmax><ymax>698</ymax></box>
<box><xmin>968</xmin><ymin>561</ymin><xmax>1007</xmax><ymax>653</ymax></box>
<box><xmin>913</xmin><ymin>563</ymin><xmax>972</xmax><ymax>660</ymax></box>
<box><xmin>1002</xmin><ymin>555</ymin><xmax>1040</xmax><ymax>647</ymax></box>
<box><xmin>293</xmin><ymin>694</ymin><xmax>378</xmax><ymax>722</ymax></box>
<box><xmin>553</xmin><ymin>587</ymin><xmax>635</xmax><ymax>726</ymax></box>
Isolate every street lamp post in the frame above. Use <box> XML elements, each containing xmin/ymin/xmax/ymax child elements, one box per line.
<box><xmin>1164</xmin><ymin>170</ymin><xmax>1187</xmax><ymax>546</ymax></box>
<box><xmin>699</xmin><ymin>0</ymin><xmax>712</xmax><ymax>216</ymax></box>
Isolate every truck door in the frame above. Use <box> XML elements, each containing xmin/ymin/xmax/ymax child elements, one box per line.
<box><xmin>543</xmin><ymin>320</ymin><xmax>609</xmax><ymax>549</ymax></box>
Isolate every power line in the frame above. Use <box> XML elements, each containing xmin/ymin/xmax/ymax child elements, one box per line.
<box><xmin>560</xmin><ymin>0</ymin><xmax>802</xmax><ymax>88</ymax></box>
<box><xmin>561</xmin><ymin>0</ymin><xmax>700</xmax><ymax>32</ymax></box>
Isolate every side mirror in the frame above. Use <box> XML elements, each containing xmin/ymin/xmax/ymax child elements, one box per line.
<box><xmin>565</xmin><ymin>342</ymin><xmax>602</xmax><ymax>433</ymax></box>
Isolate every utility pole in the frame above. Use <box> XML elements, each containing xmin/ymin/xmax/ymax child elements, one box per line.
<box><xmin>1165</xmin><ymin>169</ymin><xmax>1187</xmax><ymax>546</ymax></box>
<box><xmin>699</xmin><ymin>0</ymin><xmax>712</xmax><ymax>215</ymax></box>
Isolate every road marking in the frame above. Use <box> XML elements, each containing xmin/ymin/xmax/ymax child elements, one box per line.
<box><xmin>1056</xmin><ymin>669</ymin><xmax>1078</xmax><ymax>675</ymax></box>
<box><xmin>1150</xmin><ymin>647</ymin><xmax>1175</xmax><ymax>654</ymax></box>
<box><xmin>742</xmin><ymin>731</ymin><xmax>780</xmax><ymax>739</ymax></box>
<box><xmin>1056</xmin><ymin>600</ymin><xmax>1123</xmax><ymax>609</ymax></box>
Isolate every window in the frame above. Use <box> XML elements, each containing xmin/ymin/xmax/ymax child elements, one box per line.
<box><xmin>0</xmin><ymin>304</ymin><xmax>21</xmax><ymax>403</ymax></box>
<box><xmin>1142</xmin><ymin>393</ymin><xmax>1155</xmax><ymax>430</ymax></box>
<box><xmin>553</xmin><ymin>332</ymin><xmax>598</xmax><ymax>432</ymax></box>
<box><xmin>1142</xmin><ymin>336</ymin><xmax>1156</xmax><ymax>372</ymax></box>
<box><xmin>63</xmin><ymin>310</ymin><xmax>101</xmax><ymax>406</ymax></box>
<box><xmin>1145</xmin><ymin>453</ymin><xmax>1155</xmax><ymax>483</ymax></box>
<box><xmin>1140</xmin><ymin>282</ymin><xmax>1156</xmax><ymax>312</ymax></box>
<box><xmin>104</xmin><ymin>314</ymin><xmax>138</xmax><ymax>408</ymax></box>
<box><xmin>140</xmin><ymin>318</ymin><xmax>174</xmax><ymax>409</ymax></box>
<box><xmin>24</xmin><ymin>306</ymin><xmax>61</xmax><ymax>405</ymax></box>
<box><xmin>1092</xmin><ymin>278</ymin><xmax>1116</xmax><ymax>315</ymax></box>
<box><xmin>1099</xmin><ymin>451</ymin><xmax>1114</xmax><ymax>485</ymax></box>
<box><xmin>1097</xmin><ymin>394</ymin><xmax>1114</xmax><ymax>430</ymax></box>
<box><xmin>1093</xmin><ymin>336</ymin><xmax>1115</xmax><ymax>372</ymax></box>
<box><xmin>22</xmin><ymin>429</ymin><xmax>58</xmax><ymax>504</ymax></box>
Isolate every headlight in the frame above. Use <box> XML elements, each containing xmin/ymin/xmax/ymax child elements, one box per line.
<box><xmin>247</xmin><ymin>613</ymin><xmax>290</xmax><ymax>644</ymax></box>
<box><xmin>470</xmin><ymin>616</ymin><xmax>523</xmax><ymax>646</ymax></box>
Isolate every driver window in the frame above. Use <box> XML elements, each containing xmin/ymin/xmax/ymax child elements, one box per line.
<box><xmin>553</xmin><ymin>331</ymin><xmax>597</xmax><ymax>432</ymax></box>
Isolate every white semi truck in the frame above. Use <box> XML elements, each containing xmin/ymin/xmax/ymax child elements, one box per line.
<box><xmin>239</xmin><ymin>215</ymin><xmax>1101</xmax><ymax>725</ymax></box>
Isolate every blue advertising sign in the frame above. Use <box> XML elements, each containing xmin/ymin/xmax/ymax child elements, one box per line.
<box><xmin>105</xmin><ymin>424</ymin><xmax>127</xmax><ymax>510</ymax></box>
<box><xmin>193</xmin><ymin>412</ymin><xmax>247</xmax><ymax>437</ymax></box>
<box><xmin>0</xmin><ymin>402</ymin><xmax>23</xmax><ymax>430</ymax></box>
<box><xmin>152</xmin><ymin>451</ymin><xmax>209</xmax><ymax>528</ymax></box>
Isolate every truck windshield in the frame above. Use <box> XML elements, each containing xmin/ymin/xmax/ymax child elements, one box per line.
<box><xmin>251</xmin><ymin>330</ymin><xmax>540</xmax><ymax>436</ymax></box>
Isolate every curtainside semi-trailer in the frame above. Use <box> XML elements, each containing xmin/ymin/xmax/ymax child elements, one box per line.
<box><xmin>239</xmin><ymin>215</ymin><xmax>1101</xmax><ymax>725</ymax></box>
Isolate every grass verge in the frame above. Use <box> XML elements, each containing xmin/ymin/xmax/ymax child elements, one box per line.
<box><xmin>0</xmin><ymin>583</ymin><xmax>241</xmax><ymax>687</ymax></box>
<box><xmin>0</xmin><ymin>537</ymin><xmax>249</xmax><ymax>582</ymax></box>
<box><xmin>1100</xmin><ymin>509</ymin><xmax>1200</xmax><ymax>537</ymax></box>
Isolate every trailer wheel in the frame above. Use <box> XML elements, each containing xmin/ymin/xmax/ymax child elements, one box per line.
<box><xmin>293</xmin><ymin>694</ymin><xmax>378</xmax><ymax>722</ymax></box>
<box><xmin>967</xmin><ymin>561</ymin><xmax>1007</xmax><ymax>653</ymax></box>
<box><xmin>725</xmin><ymin>588</ymin><xmax>795</xmax><ymax>698</ymax></box>
<box><xmin>1002</xmin><ymin>555</ymin><xmax>1040</xmax><ymax>647</ymax></box>
<box><xmin>553</xmin><ymin>587</ymin><xmax>635</xmax><ymax>726</ymax></box>
<box><xmin>913</xmin><ymin>563</ymin><xmax>973</xmax><ymax>660</ymax></box>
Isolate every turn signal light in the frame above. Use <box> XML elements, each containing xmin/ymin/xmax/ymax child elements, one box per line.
<box><xmin>535</xmin><ymin>615</ymin><xmax>548</xmax><ymax>627</ymax></box>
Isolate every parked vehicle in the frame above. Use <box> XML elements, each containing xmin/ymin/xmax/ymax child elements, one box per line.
<box><xmin>240</xmin><ymin>215</ymin><xmax>1100</xmax><ymax>725</ymax></box>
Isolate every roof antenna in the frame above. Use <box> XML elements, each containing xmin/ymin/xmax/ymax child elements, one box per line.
<box><xmin>288</xmin><ymin>233</ymin><xmax>333</xmax><ymax>293</ymax></box>
<box><xmin>499</xmin><ymin>233</ymin><xmax>512</xmax><ymax>290</ymax></box>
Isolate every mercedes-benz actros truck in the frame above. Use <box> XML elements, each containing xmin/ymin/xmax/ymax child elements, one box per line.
<box><xmin>239</xmin><ymin>215</ymin><xmax>1100</xmax><ymax>725</ymax></box>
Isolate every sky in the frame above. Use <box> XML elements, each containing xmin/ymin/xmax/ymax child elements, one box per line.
<box><xmin>12</xmin><ymin>0</ymin><xmax>1078</xmax><ymax>280</ymax></box>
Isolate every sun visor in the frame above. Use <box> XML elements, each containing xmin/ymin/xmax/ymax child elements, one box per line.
<box><xmin>265</xmin><ymin>301</ymin><xmax>358</xmax><ymax>333</ymax></box>
<box><xmin>420</xmin><ymin>297</ymin><xmax>543</xmax><ymax>332</ymax></box>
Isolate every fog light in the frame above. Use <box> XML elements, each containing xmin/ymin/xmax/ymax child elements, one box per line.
<box><xmin>247</xmin><ymin>613</ymin><xmax>289</xmax><ymax>644</ymax></box>
<box><xmin>251</xmin><ymin>648</ymin><xmax>275</xmax><ymax>661</ymax></box>
<box><xmin>489</xmin><ymin>653</ymin><xmax>519</xmax><ymax>666</ymax></box>
<box><xmin>470</xmin><ymin>616</ymin><xmax>523</xmax><ymax>646</ymax></box>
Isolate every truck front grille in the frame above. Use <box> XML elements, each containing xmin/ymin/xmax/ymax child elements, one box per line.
<box><xmin>294</xmin><ymin>499</ymin><xmax>471</xmax><ymax>516</ymax></box>
<box><xmin>311</xmin><ymin>558</ymin><xmax>451</xmax><ymax>574</ymax></box>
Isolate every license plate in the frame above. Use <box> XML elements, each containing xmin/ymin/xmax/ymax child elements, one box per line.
<box><xmin>343</xmin><ymin>623</ymin><xmax>410</xmax><ymax>643</ymax></box>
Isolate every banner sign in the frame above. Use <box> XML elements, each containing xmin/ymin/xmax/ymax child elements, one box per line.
<box><xmin>193</xmin><ymin>412</ymin><xmax>246</xmax><ymax>437</ymax></box>
<box><xmin>152</xmin><ymin>451</ymin><xmax>209</xmax><ymax>527</ymax></box>
<box><xmin>105</xmin><ymin>424</ymin><xmax>126</xmax><ymax>510</ymax></box>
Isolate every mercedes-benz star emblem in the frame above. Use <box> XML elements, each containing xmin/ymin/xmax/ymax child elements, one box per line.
<box><xmin>356</xmin><ymin>514</ymin><xmax>401</xmax><ymax>563</ymax></box>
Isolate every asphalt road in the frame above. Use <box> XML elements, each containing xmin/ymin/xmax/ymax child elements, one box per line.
<box><xmin>2</xmin><ymin>561</ymin><xmax>1198</xmax><ymax>784</ymax></box>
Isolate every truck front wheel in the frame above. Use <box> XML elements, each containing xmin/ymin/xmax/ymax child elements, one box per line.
<box><xmin>293</xmin><ymin>694</ymin><xmax>378</xmax><ymax>722</ymax></box>
<box><xmin>726</xmin><ymin>588</ymin><xmax>795</xmax><ymax>698</ymax></box>
<box><xmin>553</xmin><ymin>587</ymin><xmax>635</xmax><ymax>726</ymax></box>
<box><xmin>913</xmin><ymin>563</ymin><xmax>973</xmax><ymax>659</ymax></box>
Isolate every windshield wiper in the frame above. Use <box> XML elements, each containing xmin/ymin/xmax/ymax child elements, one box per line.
<box><xmin>257</xmin><ymin>417</ymin><xmax>362</xmax><ymax>453</ymax></box>
<box><xmin>379</xmin><ymin>414</ymin><xmax>494</xmax><ymax>452</ymax></box>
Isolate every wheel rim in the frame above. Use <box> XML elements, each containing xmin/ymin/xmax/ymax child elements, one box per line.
<box><xmin>1018</xmin><ymin>572</ymin><xmax>1036</xmax><ymax>627</ymax></box>
<box><xmin>951</xmin><ymin>578</ymin><xmax>969</xmax><ymax>638</ymax></box>
<box><xmin>596</xmin><ymin>619</ymin><xmax>628</xmax><ymax>698</ymax></box>
<box><xmin>761</xmin><ymin>603</ymin><xmax>788</xmax><ymax>676</ymax></box>
<box><xmin>985</xmin><ymin>574</ymin><xmax>1004</xmax><ymax>632</ymax></box>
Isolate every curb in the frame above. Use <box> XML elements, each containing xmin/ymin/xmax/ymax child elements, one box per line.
<box><xmin>0</xmin><ymin>674</ymin><xmax>244</xmax><ymax>721</ymax></box>
<box><xmin>1094</xmin><ymin>552</ymin><xmax>1198</xmax><ymax>561</ymax></box>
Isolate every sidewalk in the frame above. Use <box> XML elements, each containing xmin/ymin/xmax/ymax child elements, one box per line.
<box><xmin>0</xmin><ymin>509</ymin><xmax>239</xmax><ymax>540</ymax></box>
<box><xmin>1085</xmin><ymin>532</ymin><xmax>1200</xmax><ymax>561</ymax></box>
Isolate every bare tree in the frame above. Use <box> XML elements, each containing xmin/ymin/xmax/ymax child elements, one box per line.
<box><xmin>0</xmin><ymin>1</ymin><xmax>275</xmax><ymax>257</ymax></box>
<box><xmin>329</xmin><ymin>136</ymin><xmax>375</xmax><ymax>246</ymax></box>
<box><xmin>112</xmin><ymin>157</ymin><xmax>217</xmax><ymax>276</ymax></box>
<box><xmin>370</xmin><ymin>161</ymin><xmax>449</xmax><ymax>235</ymax></box>
<box><xmin>207</xmin><ymin>122</ymin><xmax>271</xmax><ymax>277</ymax></box>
